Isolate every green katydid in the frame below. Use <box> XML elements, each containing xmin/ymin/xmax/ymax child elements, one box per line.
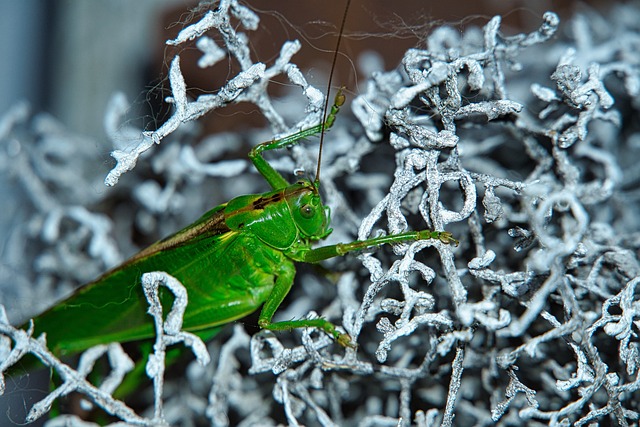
<box><xmin>25</xmin><ymin>89</ymin><xmax>457</xmax><ymax>357</ymax></box>
<box><xmin>21</xmin><ymin>0</ymin><xmax>457</xmax><ymax>368</ymax></box>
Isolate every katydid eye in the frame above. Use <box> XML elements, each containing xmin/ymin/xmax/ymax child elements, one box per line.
<box><xmin>300</xmin><ymin>204</ymin><xmax>314</xmax><ymax>218</ymax></box>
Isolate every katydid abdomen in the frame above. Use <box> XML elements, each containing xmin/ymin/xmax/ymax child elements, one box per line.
<box><xmin>29</xmin><ymin>192</ymin><xmax>298</xmax><ymax>357</ymax></box>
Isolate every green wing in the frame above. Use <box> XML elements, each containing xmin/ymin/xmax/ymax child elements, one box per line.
<box><xmin>29</xmin><ymin>203</ymin><xmax>290</xmax><ymax>356</ymax></box>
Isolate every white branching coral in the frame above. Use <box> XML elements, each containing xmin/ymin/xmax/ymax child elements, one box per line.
<box><xmin>1</xmin><ymin>1</ymin><xmax>640</xmax><ymax>426</ymax></box>
<box><xmin>0</xmin><ymin>273</ymin><xmax>208</xmax><ymax>426</ymax></box>
<box><xmin>105</xmin><ymin>0</ymin><xmax>327</xmax><ymax>187</ymax></box>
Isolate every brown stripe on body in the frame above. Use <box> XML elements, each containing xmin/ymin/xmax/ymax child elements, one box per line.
<box><xmin>127</xmin><ymin>185</ymin><xmax>315</xmax><ymax>264</ymax></box>
<box><xmin>129</xmin><ymin>184</ymin><xmax>315</xmax><ymax>264</ymax></box>
<box><xmin>233</xmin><ymin>184</ymin><xmax>313</xmax><ymax>216</ymax></box>
<box><xmin>128</xmin><ymin>209</ymin><xmax>232</xmax><ymax>263</ymax></box>
<box><xmin>252</xmin><ymin>193</ymin><xmax>284</xmax><ymax>210</ymax></box>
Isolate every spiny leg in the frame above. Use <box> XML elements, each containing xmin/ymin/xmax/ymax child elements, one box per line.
<box><xmin>298</xmin><ymin>230</ymin><xmax>458</xmax><ymax>263</ymax></box>
<box><xmin>248</xmin><ymin>89</ymin><xmax>345</xmax><ymax>190</ymax></box>
<box><xmin>257</xmin><ymin>261</ymin><xmax>354</xmax><ymax>347</ymax></box>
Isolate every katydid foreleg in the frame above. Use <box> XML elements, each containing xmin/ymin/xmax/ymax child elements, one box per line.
<box><xmin>248</xmin><ymin>89</ymin><xmax>345</xmax><ymax>190</ymax></box>
<box><xmin>299</xmin><ymin>230</ymin><xmax>459</xmax><ymax>264</ymax></box>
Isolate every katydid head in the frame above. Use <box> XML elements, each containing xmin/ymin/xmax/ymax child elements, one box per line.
<box><xmin>285</xmin><ymin>179</ymin><xmax>331</xmax><ymax>240</ymax></box>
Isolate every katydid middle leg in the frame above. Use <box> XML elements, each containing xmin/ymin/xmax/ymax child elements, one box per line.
<box><xmin>257</xmin><ymin>261</ymin><xmax>354</xmax><ymax>347</ymax></box>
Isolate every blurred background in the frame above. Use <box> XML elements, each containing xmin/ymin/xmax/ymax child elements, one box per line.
<box><xmin>0</xmin><ymin>0</ymin><xmax>615</xmax><ymax>137</ymax></box>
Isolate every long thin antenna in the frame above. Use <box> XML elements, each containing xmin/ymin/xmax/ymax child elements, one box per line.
<box><xmin>315</xmin><ymin>0</ymin><xmax>351</xmax><ymax>183</ymax></box>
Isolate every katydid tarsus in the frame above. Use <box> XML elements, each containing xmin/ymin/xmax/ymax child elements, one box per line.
<box><xmin>20</xmin><ymin>0</ymin><xmax>457</xmax><ymax>377</ymax></box>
